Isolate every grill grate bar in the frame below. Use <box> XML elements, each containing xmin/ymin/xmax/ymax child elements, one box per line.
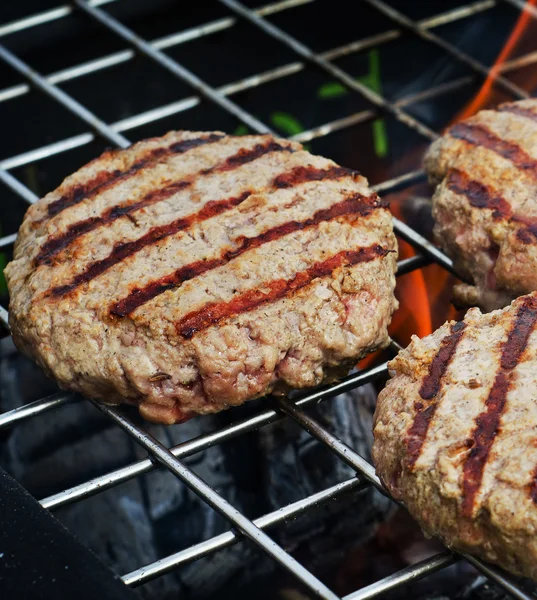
<box><xmin>278</xmin><ymin>398</ymin><xmax>535</xmax><ymax>600</ymax></box>
<box><xmin>0</xmin><ymin>168</ymin><xmax>38</xmax><ymax>204</ymax></box>
<box><xmin>0</xmin><ymin>232</ymin><xmax>17</xmax><ymax>249</ymax></box>
<box><xmin>396</xmin><ymin>255</ymin><xmax>431</xmax><ymax>276</ymax></box>
<box><xmin>40</xmin><ymin>361</ymin><xmax>390</xmax><ymax>510</ymax></box>
<box><xmin>363</xmin><ymin>0</ymin><xmax>528</xmax><ymax>100</ymax></box>
<box><xmin>0</xmin><ymin>44</ymin><xmax>129</xmax><ymax>148</ymax></box>
<box><xmin>0</xmin><ymin>0</ymin><xmax>492</xmax><ymax>106</ymax></box>
<box><xmin>294</xmin><ymin>74</ymin><xmax>479</xmax><ymax>145</ymax></box>
<box><xmin>0</xmin><ymin>0</ymin><xmax>117</xmax><ymax>38</ymax></box>
<box><xmin>290</xmin><ymin>110</ymin><xmax>376</xmax><ymax>143</ymax></box>
<box><xmin>343</xmin><ymin>552</ymin><xmax>457</xmax><ymax>600</ymax></box>
<box><xmin>392</xmin><ymin>217</ymin><xmax>458</xmax><ymax>276</ymax></box>
<box><xmin>463</xmin><ymin>554</ymin><xmax>534</xmax><ymax>600</ymax></box>
<box><xmin>0</xmin><ymin>58</ymin><xmax>481</xmax><ymax>172</ymax></box>
<box><xmin>0</xmin><ymin>392</ymin><xmax>75</xmax><ymax>430</ymax></box>
<box><xmin>499</xmin><ymin>49</ymin><xmax>537</xmax><ymax>72</ymax></box>
<box><xmin>122</xmin><ymin>476</ymin><xmax>365</xmax><ymax>586</ymax></box>
<box><xmin>2</xmin><ymin>25</ymin><xmax>536</xmax><ymax>172</ymax></box>
<box><xmin>0</xmin><ymin>305</ymin><xmax>9</xmax><ymax>330</ymax></box>
<box><xmin>73</xmin><ymin>0</ymin><xmax>273</xmax><ymax>135</ymax></box>
<box><xmin>219</xmin><ymin>0</ymin><xmax>438</xmax><ymax>141</ymax></box>
<box><xmin>92</xmin><ymin>400</ymin><xmax>341</xmax><ymax>600</ymax></box>
<box><xmin>0</xmin><ymin>0</ymin><xmax>314</xmax><ymax>104</ymax></box>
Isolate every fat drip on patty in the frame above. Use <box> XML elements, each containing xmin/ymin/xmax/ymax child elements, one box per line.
<box><xmin>6</xmin><ymin>130</ymin><xmax>398</xmax><ymax>424</ymax></box>
<box><xmin>425</xmin><ymin>98</ymin><xmax>537</xmax><ymax>312</ymax></box>
<box><xmin>373</xmin><ymin>292</ymin><xmax>537</xmax><ymax>582</ymax></box>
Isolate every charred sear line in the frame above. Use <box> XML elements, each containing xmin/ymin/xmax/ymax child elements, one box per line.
<box><xmin>450</xmin><ymin>123</ymin><xmax>537</xmax><ymax>172</ymax></box>
<box><xmin>219</xmin><ymin>140</ymin><xmax>293</xmax><ymax>171</ymax></box>
<box><xmin>46</xmin><ymin>133</ymin><xmax>225</xmax><ymax>218</ymax></box>
<box><xmin>446</xmin><ymin>169</ymin><xmax>511</xmax><ymax>220</ymax></box>
<box><xmin>175</xmin><ymin>244</ymin><xmax>389</xmax><ymax>339</ymax></box>
<box><xmin>461</xmin><ymin>296</ymin><xmax>537</xmax><ymax>516</ymax></box>
<box><xmin>36</xmin><ymin>140</ymin><xmax>293</xmax><ymax>266</ymax></box>
<box><xmin>48</xmin><ymin>191</ymin><xmax>254</xmax><ymax>298</ymax></box>
<box><xmin>446</xmin><ymin>168</ymin><xmax>537</xmax><ymax>243</ymax></box>
<box><xmin>35</xmin><ymin>181</ymin><xmax>192</xmax><ymax>266</ymax></box>
<box><xmin>273</xmin><ymin>165</ymin><xmax>356</xmax><ymax>188</ymax></box>
<box><xmin>498</xmin><ymin>103</ymin><xmax>537</xmax><ymax>124</ymax></box>
<box><xmin>109</xmin><ymin>192</ymin><xmax>384</xmax><ymax>317</ymax></box>
<box><xmin>406</xmin><ymin>321</ymin><xmax>467</xmax><ymax>469</ymax></box>
<box><xmin>529</xmin><ymin>466</ymin><xmax>537</xmax><ymax>504</ymax></box>
<box><xmin>46</xmin><ymin>158</ymin><xmax>372</xmax><ymax>299</ymax></box>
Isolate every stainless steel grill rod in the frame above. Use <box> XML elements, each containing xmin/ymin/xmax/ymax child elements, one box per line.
<box><xmin>92</xmin><ymin>401</ymin><xmax>341</xmax><ymax>600</ymax></box>
<box><xmin>0</xmin><ymin>0</ymin><xmax>313</xmax><ymax>104</ymax></box>
<box><xmin>40</xmin><ymin>362</ymin><xmax>388</xmax><ymax>510</ymax></box>
<box><xmin>363</xmin><ymin>0</ymin><xmax>529</xmax><ymax>101</ymax></box>
<box><xmin>73</xmin><ymin>0</ymin><xmax>274</xmax><ymax>135</ymax></box>
<box><xmin>219</xmin><ymin>0</ymin><xmax>438</xmax><ymax>142</ymax></box>
<box><xmin>0</xmin><ymin>45</ymin><xmax>129</xmax><ymax>149</ymax></box>
<box><xmin>0</xmin><ymin>0</ymin><xmax>117</xmax><ymax>38</ymax></box>
<box><xmin>123</xmin><ymin>477</ymin><xmax>365</xmax><ymax>586</ymax></box>
<box><xmin>0</xmin><ymin>233</ymin><xmax>17</xmax><ymax>249</ymax></box>
<box><xmin>0</xmin><ymin>393</ymin><xmax>75</xmax><ymax>430</ymax></box>
<box><xmin>278</xmin><ymin>398</ymin><xmax>534</xmax><ymax>600</ymax></box>
<box><xmin>343</xmin><ymin>552</ymin><xmax>456</xmax><ymax>600</ymax></box>
<box><xmin>0</xmin><ymin>305</ymin><xmax>9</xmax><ymax>331</ymax></box>
<box><xmin>0</xmin><ymin>169</ymin><xmax>38</xmax><ymax>205</ymax></box>
<box><xmin>392</xmin><ymin>217</ymin><xmax>458</xmax><ymax>277</ymax></box>
<box><xmin>0</xmin><ymin>0</ymin><xmax>492</xmax><ymax>106</ymax></box>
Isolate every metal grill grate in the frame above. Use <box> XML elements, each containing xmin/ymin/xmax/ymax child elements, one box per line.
<box><xmin>0</xmin><ymin>1</ymin><xmax>536</xmax><ymax>598</ymax></box>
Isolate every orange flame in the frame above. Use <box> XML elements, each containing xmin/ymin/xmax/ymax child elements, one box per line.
<box><xmin>361</xmin><ymin>3</ymin><xmax>537</xmax><ymax>366</ymax></box>
<box><xmin>456</xmin><ymin>0</ymin><xmax>537</xmax><ymax>121</ymax></box>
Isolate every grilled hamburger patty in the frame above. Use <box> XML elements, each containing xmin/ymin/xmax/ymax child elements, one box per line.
<box><xmin>373</xmin><ymin>293</ymin><xmax>537</xmax><ymax>580</ymax></box>
<box><xmin>6</xmin><ymin>131</ymin><xmax>398</xmax><ymax>424</ymax></box>
<box><xmin>425</xmin><ymin>99</ymin><xmax>537</xmax><ymax>311</ymax></box>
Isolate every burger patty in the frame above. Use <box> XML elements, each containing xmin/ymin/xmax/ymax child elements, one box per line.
<box><xmin>424</xmin><ymin>99</ymin><xmax>537</xmax><ymax>311</ymax></box>
<box><xmin>373</xmin><ymin>293</ymin><xmax>537</xmax><ymax>581</ymax></box>
<box><xmin>6</xmin><ymin>131</ymin><xmax>398</xmax><ymax>424</ymax></box>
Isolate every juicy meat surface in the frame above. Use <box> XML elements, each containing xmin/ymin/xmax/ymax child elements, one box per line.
<box><xmin>373</xmin><ymin>293</ymin><xmax>537</xmax><ymax>581</ymax></box>
<box><xmin>6</xmin><ymin>131</ymin><xmax>398</xmax><ymax>424</ymax></box>
<box><xmin>424</xmin><ymin>98</ymin><xmax>537</xmax><ymax>311</ymax></box>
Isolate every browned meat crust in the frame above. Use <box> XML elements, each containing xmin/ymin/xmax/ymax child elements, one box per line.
<box><xmin>6</xmin><ymin>131</ymin><xmax>398</xmax><ymax>424</ymax></box>
<box><xmin>373</xmin><ymin>293</ymin><xmax>537</xmax><ymax>581</ymax></box>
<box><xmin>424</xmin><ymin>99</ymin><xmax>537</xmax><ymax>311</ymax></box>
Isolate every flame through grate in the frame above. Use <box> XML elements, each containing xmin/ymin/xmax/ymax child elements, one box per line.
<box><xmin>0</xmin><ymin>1</ymin><xmax>537</xmax><ymax>598</ymax></box>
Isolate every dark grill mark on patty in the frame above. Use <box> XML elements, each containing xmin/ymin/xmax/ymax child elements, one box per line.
<box><xmin>461</xmin><ymin>295</ymin><xmax>537</xmax><ymax>517</ymax></box>
<box><xmin>498</xmin><ymin>103</ymin><xmax>537</xmax><ymax>124</ymax></box>
<box><xmin>36</xmin><ymin>140</ymin><xmax>293</xmax><ymax>266</ymax></box>
<box><xmin>447</xmin><ymin>169</ymin><xmax>511</xmax><ymax>219</ymax></box>
<box><xmin>46</xmin><ymin>133</ymin><xmax>225</xmax><ymax>218</ymax></box>
<box><xmin>36</xmin><ymin>181</ymin><xmax>191</xmax><ymax>265</ymax></box>
<box><xmin>217</xmin><ymin>141</ymin><xmax>292</xmax><ymax>171</ymax></box>
<box><xmin>446</xmin><ymin>168</ymin><xmax>537</xmax><ymax>244</ymax></box>
<box><xmin>175</xmin><ymin>244</ymin><xmax>389</xmax><ymax>339</ymax></box>
<box><xmin>109</xmin><ymin>193</ymin><xmax>385</xmax><ymax>316</ymax></box>
<box><xmin>450</xmin><ymin>123</ymin><xmax>537</xmax><ymax>172</ymax></box>
<box><xmin>406</xmin><ymin>321</ymin><xmax>467</xmax><ymax>469</ymax></box>
<box><xmin>49</xmin><ymin>191</ymin><xmax>254</xmax><ymax>298</ymax></box>
<box><xmin>529</xmin><ymin>466</ymin><xmax>537</xmax><ymax>504</ymax></box>
<box><xmin>273</xmin><ymin>165</ymin><xmax>355</xmax><ymax>188</ymax></box>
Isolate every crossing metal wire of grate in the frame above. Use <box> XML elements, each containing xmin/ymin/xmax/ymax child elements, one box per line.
<box><xmin>0</xmin><ymin>0</ymin><xmax>536</xmax><ymax>598</ymax></box>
